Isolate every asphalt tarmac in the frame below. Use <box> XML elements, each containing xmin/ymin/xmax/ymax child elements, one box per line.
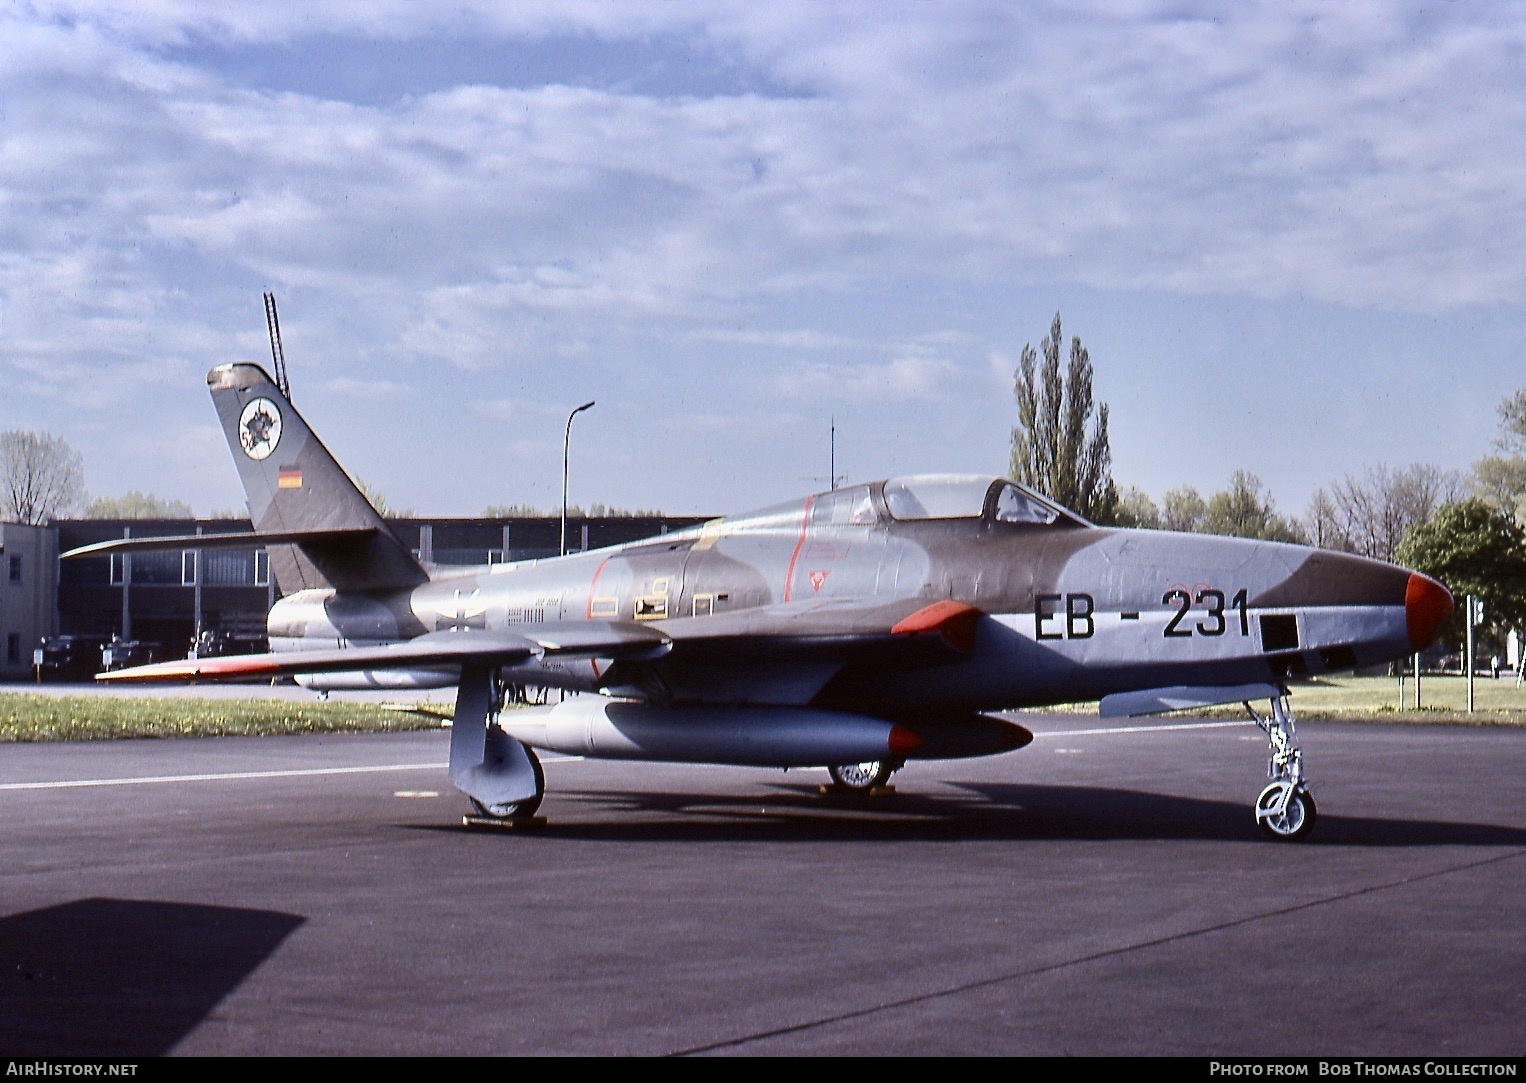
<box><xmin>1</xmin><ymin>707</ymin><xmax>1522</xmax><ymax>1057</ymax></box>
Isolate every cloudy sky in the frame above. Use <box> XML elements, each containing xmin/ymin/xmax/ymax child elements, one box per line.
<box><xmin>3</xmin><ymin>2</ymin><xmax>1524</xmax><ymax>520</ymax></box>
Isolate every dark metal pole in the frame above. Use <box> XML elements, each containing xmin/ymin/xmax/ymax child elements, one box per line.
<box><xmin>193</xmin><ymin>524</ymin><xmax>203</xmax><ymax>650</ymax></box>
<box><xmin>561</xmin><ymin>401</ymin><xmax>595</xmax><ymax>556</ymax></box>
<box><xmin>120</xmin><ymin>526</ymin><xmax>132</xmax><ymax>641</ymax></box>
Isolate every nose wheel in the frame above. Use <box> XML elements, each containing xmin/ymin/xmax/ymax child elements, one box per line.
<box><xmin>1246</xmin><ymin>692</ymin><xmax>1316</xmax><ymax>842</ymax></box>
<box><xmin>1255</xmin><ymin>781</ymin><xmax>1316</xmax><ymax>840</ymax></box>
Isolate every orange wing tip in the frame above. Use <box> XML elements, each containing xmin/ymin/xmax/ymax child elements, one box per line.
<box><xmin>891</xmin><ymin>599</ymin><xmax>981</xmax><ymax>652</ymax></box>
<box><xmin>1405</xmin><ymin>573</ymin><xmax>1454</xmax><ymax>652</ymax></box>
<box><xmin>98</xmin><ymin>656</ymin><xmax>284</xmax><ymax>681</ymax></box>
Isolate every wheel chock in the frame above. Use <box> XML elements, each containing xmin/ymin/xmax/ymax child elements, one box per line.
<box><xmin>462</xmin><ymin>813</ymin><xmax>548</xmax><ymax>830</ymax></box>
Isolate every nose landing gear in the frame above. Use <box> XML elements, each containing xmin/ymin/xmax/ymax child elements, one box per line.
<box><xmin>1247</xmin><ymin>692</ymin><xmax>1316</xmax><ymax>841</ymax></box>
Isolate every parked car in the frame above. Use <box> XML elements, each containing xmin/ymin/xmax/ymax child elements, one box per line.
<box><xmin>190</xmin><ymin>629</ymin><xmax>268</xmax><ymax>658</ymax></box>
<box><xmin>99</xmin><ymin>639</ymin><xmax>166</xmax><ymax>672</ymax></box>
<box><xmin>32</xmin><ymin>634</ymin><xmax>112</xmax><ymax>682</ymax></box>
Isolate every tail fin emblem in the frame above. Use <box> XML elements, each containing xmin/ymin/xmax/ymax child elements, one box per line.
<box><xmin>239</xmin><ymin>398</ymin><xmax>283</xmax><ymax>460</ymax></box>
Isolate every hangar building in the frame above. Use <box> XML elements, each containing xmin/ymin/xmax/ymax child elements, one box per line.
<box><xmin>1</xmin><ymin>513</ymin><xmax>707</xmax><ymax>681</ymax></box>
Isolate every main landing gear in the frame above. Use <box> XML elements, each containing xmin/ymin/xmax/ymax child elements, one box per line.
<box><xmin>450</xmin><ymin>666</ymin><xmax>548</xmax><ymax>826</ymax></box>
<box><xmin>1246</xmin><ymin>692</ymin><xmax>1316</xmax><ymax>841</ymax></box>
<box><xmin>469</xmin><ymin>738</ymin><xmax>545</xmax><ymax>820</ymax></box>
<box><xmin>825</xmin><ymin>759</ymin><xmax>899</xmax><ymax>794</ymax></box>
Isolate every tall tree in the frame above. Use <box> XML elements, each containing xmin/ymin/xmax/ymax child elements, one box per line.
<box><xmin>1202</xmin><ymin>471</ymin><xmax>1305</xmax><ymax>542</ymax></box>
<box><xmin>1471</xmin><ymin>387</ymin><xmax>1526</xmax><ymax>524</ymax></box>
<box><xmin>0</xmin><ymin>430</ymin><xmax>84</xmax><ymax>525</ymax></box>
<box><xmin>1113</xmin><ymin>485</ymin><xmax>1161</xmax><ymax>529</ymax></box>
<box><xmin>1160</xmin><ymin>486</ymin><xmax>1207</xmax><ymax>533</ymax></box>
<box><xmin>1395</xmin><ymin>498</ymin><xmax>1526</xmax><ymax>647</ymax></box>
<box><xmin>1010</xmin><ymin>312</ymin><xmax>1118</xmax><ymax>523</ymax></box>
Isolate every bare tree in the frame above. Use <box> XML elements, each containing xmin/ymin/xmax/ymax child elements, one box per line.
<box><xmin>1325</xmin><ymin>463</ymin><xmax>1461</xmax><ymax>562</ymax></box>
<box><xmin>1497</xmin><ymin>388</ymin><xmax>1526</xmax><ymax>453</ymax></box>
<box><xmin>1010</xmin><ymin>312</ymin><xmax>1118</xmax><ymax>523</ymax></box>
<box><xmin>84</xmin><ymin>491</ymin><xmax>194</xmax><ymax>519</ymax></box>
<box><xmin>1304</xmin><ymin>487</ymin><xmax>1346</xmax><ymax>550</ymax></box>
<box><xmin>0</xmin><ymin>430</ymin><xmax>84</xmax><ymax>525</ymax></box>
<box><xmin>354</xmin><ymin>477</ymin><xmax>413</xmax><ymax>518</ymax></box>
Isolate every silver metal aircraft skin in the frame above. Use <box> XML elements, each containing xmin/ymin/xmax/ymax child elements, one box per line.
<box><xmin>74</xmin><ymin>363</ymin><xmax>1455</xmax><ymax>840</ymax></box>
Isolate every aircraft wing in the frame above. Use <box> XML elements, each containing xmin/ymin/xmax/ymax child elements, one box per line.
<box><xmin>96</xmin><ymin>623</ymin><xmax>670</xmax><ymax>683</ymax></box>
<box><xmin>655</xmin><ymin>597</ymin><xmax>980</xmax><ymax>662</ymax></box>
<box><xmin>94</xmin><ymin>598</ymin><xmax>974</xmax><ymax>686</ymax></box>
<box><xmin>579</xmin><ymin>597</ymin><xmax>982</xmax><ymax>707</ymax></box>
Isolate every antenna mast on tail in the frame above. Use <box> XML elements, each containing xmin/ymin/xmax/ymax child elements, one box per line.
<box><xmin>263</xmin><ymin>291</ymin><xmax>291</xmax><ymax>399</ymax></box>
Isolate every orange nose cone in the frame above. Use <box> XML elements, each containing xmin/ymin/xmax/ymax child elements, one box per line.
<box><xmin>1405</xmin><ymin>574</ymin><xmax>1454</xmax><ymax>652</ymax></box>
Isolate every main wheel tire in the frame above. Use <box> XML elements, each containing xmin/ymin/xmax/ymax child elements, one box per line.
<box><xmin>1255</xmin><ymin>782</ymin><xmax>1316</xmax><ymax>841</ymax></box>
<box><xmin>827</xmin><ymin>760</ymin><xmax>894</xmax><ymax>793</ymax></box>
<box><xmin>470</xmin><ymin>747</ymin><xmax>545</xmax><ymax>819</ymax></box>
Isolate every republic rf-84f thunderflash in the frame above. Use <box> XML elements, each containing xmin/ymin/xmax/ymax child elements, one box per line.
<box><xmin>68</xmin><ymin>362</ymin><xmax>1455</xmax><ymax>840</ymax></box>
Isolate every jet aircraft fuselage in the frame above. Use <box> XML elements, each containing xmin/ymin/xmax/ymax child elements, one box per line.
<box><xmin>270</xmin><ymin>476</ymin><xmax>1444</xmax><ymax>719</ymax></box>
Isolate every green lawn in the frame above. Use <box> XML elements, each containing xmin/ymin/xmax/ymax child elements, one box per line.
<box><xmin>2</xmin><ymin>673</ymin><xmax>1522</xmax><ymax>742</ymax></box>
<box><xmin>0</xmin><ymin>692</ymin><xmax>452</xmax><ymax>742</ymax></box>
<box><xmin>1279</xmin><ymin>672</ymin><xmax>1526</xmax><ymax>724</ymax></box>
<box><xmin>1023</xmin><ymin>672</ymin><xmax>1526</xmax><ymax>725</ymax></box>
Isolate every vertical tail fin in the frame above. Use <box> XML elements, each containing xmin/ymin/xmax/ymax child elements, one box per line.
<box><xmin>207</xmin><ymin>362</ymin><xmax>428</xmax><ymax>593</ymax></box>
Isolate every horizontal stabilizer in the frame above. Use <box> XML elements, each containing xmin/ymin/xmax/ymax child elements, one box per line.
<box><xmin>61</xmin><ymin>528</ymin><xmax>375</xmax><ymax>560</ymax></box>
<box><xmin>1098</xmin><ymin>683</ymin><xmax>1280</xmax><ymax>719</ymax></box>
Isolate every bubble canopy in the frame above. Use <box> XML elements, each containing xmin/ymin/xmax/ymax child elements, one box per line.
<box><xmin>882</xmin><ymin>475</ymin><xmax>1075</xmax><ymax>525</ymax></box>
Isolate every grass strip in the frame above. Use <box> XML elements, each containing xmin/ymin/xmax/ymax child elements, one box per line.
<box><xmin>1022</xmin><ymin>673</ymin><xmax>1526</xmax><ymax>727</ymax></box>
<box><xmin>0</xmin><ymin>692</ymin><xmax>451</xmax><ymax>742</ymax></box>
<box><xmin>3</xmin><ymin>672</ymin><xmax>1522</xmax><ymax>742</ymax></box>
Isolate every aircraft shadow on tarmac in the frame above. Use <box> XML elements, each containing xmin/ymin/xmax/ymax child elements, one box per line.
<box><xmin>426</xmin><ymin>782</ymin><xmax>1526</xmax><ymax>847</ymax></box>
<box><xmin>0</xmin><ymin>897</ymin><xmax>304</xmax><ymax>1057</ymax></box>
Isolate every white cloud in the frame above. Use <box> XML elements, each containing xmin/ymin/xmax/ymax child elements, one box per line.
<box><xmin>773</xmin><ymin>352</ymin><xmax>962</xmax><ymax>404</ymax></box>
<box><xmin>4</xmin><ymin>2</ymin><xmax>1525</xmax><ymax>514</ymax></box>
<box><xmin>320</xmin><ymin>377</ymin><xmax>413</xmax><ymax>400</ymax></box>
<box><xmin>686</xmin><ymin>328</ymin><xmax>861</xmax><ymax>351</ymax></box>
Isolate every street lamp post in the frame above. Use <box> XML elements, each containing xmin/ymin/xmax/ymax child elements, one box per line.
<box><xmin>561</xmin><ymin>400</ymin><xmax>596</xmax><ymax>556</ymax></box>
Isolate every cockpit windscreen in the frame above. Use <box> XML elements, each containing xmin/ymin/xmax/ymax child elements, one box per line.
<box><xmin>883</xmin><ymin>475</ymin><xmax>1066</xmax><ymax>525</ymax></box>
<box><xmin>884</xmin><ymin>476</ymin><xmax>994</xmax><ymax>520</ymax></box>
<box><xmin>994</xmin><ymin>482</ymin><xmax>1059</xmax><ymax>524</ymax></box>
